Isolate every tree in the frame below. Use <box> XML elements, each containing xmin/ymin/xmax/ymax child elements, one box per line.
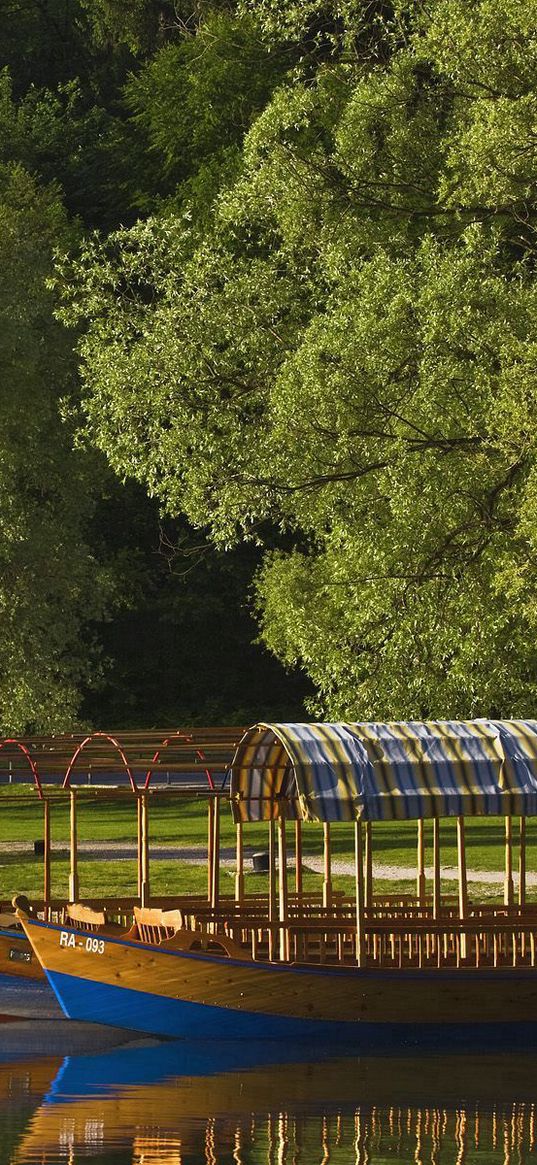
<box><xmin>0</xmin><ymin>162</ymin><xmax>129</xmax><ymax>731</ymax></box>
<box><xmin>79</xmin><ymin>0</ymin><xmax>175</xmax><ymax>54</ymax></box>
<box><xmin>0</xmin><ymin>0</ymin><xmax>145</xmax><ymax>97</ymax></box>
<box><xmin>61</xmin><ymin>0</ymin><xmax>537</xmax><ymax>719</ymax></box>
<box><xmin>0</xmin><ymin>70</ymin><xmax>155</xmax><ymax>231</ymax></box>
<box><xmin>0</xmin><ymin>1</ymin><xmax>310</xmax><ymax>732</ymax></box>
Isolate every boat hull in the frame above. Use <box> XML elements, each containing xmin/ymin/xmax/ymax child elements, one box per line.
<box><xmin>20</xmin><ymin>917</ymin><xmax>537</xmax><ymax>1044</ymax></box>
<box><xmin>0</xmin><ymin>927</ymin><xmax>43</xmax><ymax>980</ymax></box>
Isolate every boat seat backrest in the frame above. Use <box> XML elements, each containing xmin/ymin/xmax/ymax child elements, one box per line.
<box><xmin>134</xmin><ymin>906</ymin><xmax>182</xmax><ymax>945</ymax></box>
<box><xmin>65</xmin><ymin>903</ymin><xmax>106</xmax><ymax>931</ymax></box>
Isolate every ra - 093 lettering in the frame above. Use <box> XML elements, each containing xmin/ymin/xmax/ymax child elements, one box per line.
<box><xmin>59</xmin><ymin>931</ymin><xmax>104</xmax><ymax>955</ymax></box>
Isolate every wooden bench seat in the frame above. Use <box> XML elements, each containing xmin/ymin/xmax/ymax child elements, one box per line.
<box><xmin>131</xmin><ymin>907</ymin><xmax>245</xmax><ymax>959</ymax></box>
<box><xmin>63</xmin><ymin>902</ymin><xmax>127</xmax><ymax>934</ymax></box>
<box><xmin>64</xmin><ymin>903</ymin><xmax>108</xmax><ymax>931</ymax></box>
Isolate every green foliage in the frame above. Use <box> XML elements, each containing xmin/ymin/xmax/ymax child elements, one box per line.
<box><xmin>0</xmin><ymin>0</ymin><xmax>309</xmax><ymax>734</ymax></box>
<box><xmin>0</xmin><ymin>0</ymin><xmax>141</xmax><ymax>101</ymax></box>
<box><xmin>0</xmin><ymin>70</ymin><xmax>152</xmax><ymax>229</ymax></box>
<box><xmin>421</xmin><ymin>0</ymin><xmax>537</xmax><ymax>218</ymax></box>
<box><xmin>79</xmin><ymin>0</ymin><xmax>176</xmax><ymax>54</ymax></box>
<box><xmin>125</xmin><ymin>11</ymin><xmax>288</xmax><ymax>217</ymax></box>
<box><xmin>0</xmin><ymin>163</ymin><xmax>129</xmax><ymax>731</ymax></box>
<box><xmin>0</xmin><ymin>0</ymin><xmax>163</xmax><ymax>232</ymax></box>
<box><xmin>81</xmin><ymin>0</ymin><xmax>240</xmax><ymax>56</ymax></box>
<box><xmin>61</xmin><ymin>0</ymin><xmax>537</xmax><ymax>720</ymax></box>
<box><xmin>0</xmin><ymin>0</ymin><xmax>91</xmax><ymax>95</ymax></box>
<box><xmin>238</xmin><ymin>0</ymin><xmax>415</xmax><ymax>66</ymax></box>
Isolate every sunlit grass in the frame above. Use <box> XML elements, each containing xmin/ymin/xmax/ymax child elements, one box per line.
<box><xmin>0</xmin><ymin>786</ymin><xmax>532</xmax><ymax>906</ymax></box>
<box><xmin>0</xmin><ymin>786</ymin><xmax>532</xmax><ymax>868</ymax></box>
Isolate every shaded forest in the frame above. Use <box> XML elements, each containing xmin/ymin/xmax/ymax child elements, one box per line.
<box><xmin>0</xmin><ymin>0</ymin><xmax>309</xmax><ymax>729</ymax></box>
<box><xmin>1</xmin><ymin>0</ymin><xmax>536</xmax><ymax>730</ymax></box>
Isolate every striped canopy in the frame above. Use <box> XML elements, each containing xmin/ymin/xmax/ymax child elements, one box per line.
<box><xmin>230</xmin><ymin>721</ymin><xmax>537</xmax><ymax>823</ymax></box>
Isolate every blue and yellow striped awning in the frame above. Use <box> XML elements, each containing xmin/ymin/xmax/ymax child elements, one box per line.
<box><xmin>230</xmin><ymin>721</ymin><xmax>537</xmax><ymax>823</ymax></box>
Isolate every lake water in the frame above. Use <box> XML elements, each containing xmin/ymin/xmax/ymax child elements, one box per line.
<box><xmin>2</xmin><ymin>1037</ymin><xmax>537</xmax><ymax>1165</ymax></box>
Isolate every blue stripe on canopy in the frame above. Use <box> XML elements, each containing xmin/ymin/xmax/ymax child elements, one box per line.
<box><xmin>230</xmin><ymin>720</ymin><xmax>537</xmax><ymax>823</ymax></box>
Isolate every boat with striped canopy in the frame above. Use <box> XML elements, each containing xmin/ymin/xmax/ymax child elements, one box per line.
<box><xmin>16</xmin><ymin>719</ymin><xmax>537</xmax><ymax>1043</ymax></box>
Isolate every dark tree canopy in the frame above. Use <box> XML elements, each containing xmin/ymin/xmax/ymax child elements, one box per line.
<box><xmin>0</xmin><ymin>1</ymin><xmax>309</xmax><ymax>731</ymax></box>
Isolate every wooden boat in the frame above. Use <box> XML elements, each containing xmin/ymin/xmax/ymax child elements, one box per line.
<box><xmin>0</xmin><ymin>728</ymin><xmax>242</xmax><ymax>987</ymax></box>
<box><xmin>17</xmin><ymin>719</ymin><xmax>537</xmax><ymax>1042</ymax></box>
<box><xmin>0</xmin><ymin>913</ymin><xmax>43</xmax><ymax>980</ymax></box>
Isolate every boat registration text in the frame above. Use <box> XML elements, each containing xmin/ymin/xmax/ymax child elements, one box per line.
<box><xmin>59</xmin><ymin>932</ymin><xmax>104</xmax><ymax>954</ymax></box>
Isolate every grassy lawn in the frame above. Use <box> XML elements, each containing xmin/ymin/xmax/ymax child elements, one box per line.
<box><xmin>0</xmin><ymin>848</ymin><xmax>518</xmax><ymax>907</ymax></box>
<box><xmin>0</xmin><ymin>787</ymin><xmax>533</xmax><ymax>905</ymax></box>
<box><xmin>0</xmin><ymin>854</ymin><xmax>208</xmax><ymax>900</ymax></box>
<box><xmin>0</xmin><ymin>786</ymin><xmax>533</xmax><ymax>867</ymax></box>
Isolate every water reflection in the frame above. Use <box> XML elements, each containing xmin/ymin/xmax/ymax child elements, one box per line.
<box><xmin>7</xmin><ymin>1040</ymin><xmax>537</xmax><ymax>1165</ymax></box>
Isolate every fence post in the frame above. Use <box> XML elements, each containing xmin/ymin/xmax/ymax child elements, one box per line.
<box><xmin>417</xmin><ymin>819</ymin><xmax>426</xmax><ymax>906</ymax></box>
<box><xmin>277</xmin><ymin>817</ymin><xmax>289</xmax><ymax>961</ymax></box>
<box><xmin>519</xmin><ymin>817</ymin><xmax>526</xmax><ymax>907</ymax></box>
<box><xmin>432</xmin><ymin>817</ymin><xmax>441</xmax><ymax>921</ymax></box>
<box><xmin>235</xmin><ymin>820</ymin><xmax>244</xmax><ymax>906</ymax></box>
<box><xmin>268</xmin><ymin>818</ymin><xmax>277</xmax><ymax>960</ymax></box>
<box><xmin>323</xmin><ymin>823</ymin><xmax>332</xmax><ymax>909</ymax></box>
<box><xmin>457</xmin><ymin>816</ymin><xmax>468</xmax><ymax>958</ymax></box>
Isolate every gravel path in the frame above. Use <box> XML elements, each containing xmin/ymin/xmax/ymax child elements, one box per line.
<box><xmin>0</xmin><ymin>840</ymin><xmax>531</xmax><ymax>886</ymax></box>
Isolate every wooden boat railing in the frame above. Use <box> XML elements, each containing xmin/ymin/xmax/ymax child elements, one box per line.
<box><xmin>222</xmin><ymin>913</ymin><xmax>537</xmax><ymax>969</ymax></box>
<box><xmin>19</xmin><ymin>893</ymin><xmax>537</xmax><ymax>935</ymax></box>
<box><xmin>55</xmin><ymin>895</ymin><xmax>537</xmax><ymax>972</ymax></box>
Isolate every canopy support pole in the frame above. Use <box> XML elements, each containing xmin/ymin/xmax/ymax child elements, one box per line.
<box><xmin>268</xmin><ymin>819</ymin><xmax>277</xmax><ymax>961</ymax></box>
<box><xmin>211</xmin><ymin>796</ymin><xmax>220</xmax><ymax>913</ymax></box>
<box><xmin>354</xmin><ymin>821</ymin><xmax>365</xmax><ymax>967</ymax></box>
<box><xmin>235</xmin><ymin>820</ymin><xmax>244</xmax><ymax>906</ymax></box>
<box><xmin>323</xmin><ymin>823</ymin><xmax>332</xmax><ymax>909</ymax></box>
<box><xmin>137</xmin><ymin>795</ymin><xmax>143</xmax><ymax>899</ymax></box>
<box><xmin>417</xmin><ymin>820</ymin><xmax>426</xmax><ymax>906</ymax></box>
<box><xmin>69</xmin><ymin>790</ymin><xmax>79</xmax><ymax>902</ymax></box>
<box><xmin>364</xmin><ymin>822</ymin><xmax>373</xmax><ymax>909</ymax></box>
<box><xmin>277</xmin><ymin>817</ymin><xmax>289</xmax><ymax>962</ymax></box>
<box><xmin>519</xmin><ymin>817</ymin><xmax>526</xmax><ymax>908</ymax></box>
<box><xmin>140</xmin><ymin>793</ymin><xmax>150</xmax><ymax>907</ymax></box>
<box><xmin>504</xmin><ymin>815</ymin><xmax>514</xmax><ymax>907</ymax></box>
<box><xmin>432</xmin><ymin>817</ymin><xmax>441</xmax><ymax>921</ymax></box>
<box><xmin>43</xmin><ymin>798</ymin><xmax>51</xmax><ymax>921</ymax></box>
<box><xmin>207</xmin><ymin>798</ymin><xmax>215</xmax><ymax>904</ymax></box>
<box><xmin>457</xmin><ymin>816</ymin><xmax>468</xmax><ymax>958</ymax></box>
<box><xmin>294</xmin><ymin>820</ymin><xmax>303</xmax><ymax>900</ymax></box>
